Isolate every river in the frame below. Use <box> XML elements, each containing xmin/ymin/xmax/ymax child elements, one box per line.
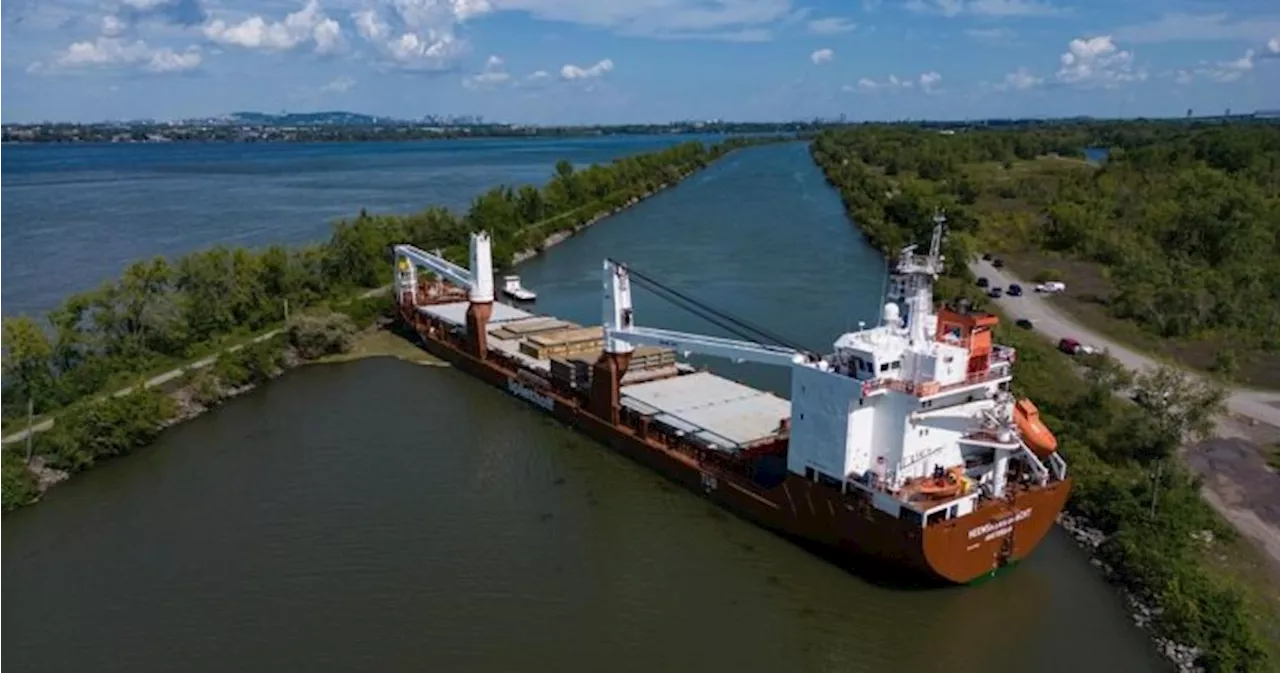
<box><xmin>1</xmin><ymin>142</ymin><xmax>1169</xmax><ymax>673</ymax></box>
<box><xmin>0</xmin><ymin>134</ymin><xmax>725</xmax><ymax>317</ymax></box>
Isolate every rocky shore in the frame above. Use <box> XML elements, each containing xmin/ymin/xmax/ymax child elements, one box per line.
<box><xmin>1057</xmin><ymin>512</ymin><xmax>1205</xmax><ymax>673</ymax></box>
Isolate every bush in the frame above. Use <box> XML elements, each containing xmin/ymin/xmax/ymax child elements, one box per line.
<box><xmin>2</xmin><ymin>452</ymin><xmax>40</xmax><ymax>512</ymax></box>
<box><xmin>287</xmin><ymin>312</ymin><xmax>357</xmax><ymax>360</ymax></box>
<box><xmin>33</xmin><ymin>388</ymin><xmax>175</xmax><ymax>474</ymax></box>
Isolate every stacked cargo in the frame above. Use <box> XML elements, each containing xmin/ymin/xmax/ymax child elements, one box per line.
<box><xmin>548</xmin><ymin>346</ymin><xmax>678</xmax><ymax>390</ymax></box>
<box><xmin>489</xmin><ymin>317</ymin><xmax>577</xmax><ymax>341</ymax></box>
<box><xmin>519</xmin><ymin>327</ymin><xmax>605</xmax><ymax>359</ymax></box>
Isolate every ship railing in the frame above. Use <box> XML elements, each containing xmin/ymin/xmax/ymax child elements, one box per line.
<box><xmin>863</xmin><ymin>367</ymin><xmax>1011</xmax><ymax>399</ymax></box>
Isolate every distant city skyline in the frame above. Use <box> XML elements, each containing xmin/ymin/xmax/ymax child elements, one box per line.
<box><xmin>2</xmin><ymin>0</ymin><xmax>1278</xmax><ymax>124</ymax></box>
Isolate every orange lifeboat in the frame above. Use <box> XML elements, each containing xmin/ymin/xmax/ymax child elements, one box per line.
<box><xmin>916</xmin><ymin>466</ymin><xmax>969</xmax><ymax>498</ymax></box>
<box><xmin>1014</xmin><ymin>398</ymin><xmax>1058</xmax><ymax>459</ymax></box>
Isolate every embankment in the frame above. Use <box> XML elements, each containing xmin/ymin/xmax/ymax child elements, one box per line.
<box><xmin>808</xmin><ymin>131</ymin><xmax>1271</xmax><ymax>673</ymax></box>
<box><xmin>2</xmin><ymin>136</ymin><xmax>783</xmax><ymax>513</ymax></box>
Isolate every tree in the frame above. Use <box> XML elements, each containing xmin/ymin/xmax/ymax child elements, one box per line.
<box><xmin>1126</xmin><ymin>365</ymin><xmax>1225</xmax><ymax>465</ymax></box>
<box><xmin>2</xmin><ymin>317</ymin><xmax>55</xmax><ymax>412</ymax></box>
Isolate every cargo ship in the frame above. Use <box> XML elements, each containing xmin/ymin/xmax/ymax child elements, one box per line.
<box><xmin>391</xmin><ymin>213</ymin><xmax>1071</xmax><ymax>585</ymax></box>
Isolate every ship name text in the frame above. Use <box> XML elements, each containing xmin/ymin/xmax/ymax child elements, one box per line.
<box><xmin>968</xmin><ymin>508</ymin><xmax>1033</xmax><ymax>541</ymax></box>
<box><xmin>507</xmin><ymin>378</ymin><xmax>555</xmax><ymax>411</ymax></box>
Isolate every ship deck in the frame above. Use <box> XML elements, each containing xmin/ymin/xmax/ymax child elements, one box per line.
<box><xmin>416</xmin><ymin>300</ymin><xmax>534</xmax><ymax>326</ymax></box>
<box><xmin>620</xmin><ymin>371</ymin><xmax>790</xmax><ymax>452</ymax></box>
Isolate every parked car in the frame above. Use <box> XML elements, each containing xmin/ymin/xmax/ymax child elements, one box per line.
<box><xmin>976</xmin><ymin>277</ymin><xmax>989</xmax><ymax>288</ymax></box>
<box><xmin>982</xmin><ymin>253</ymin><xmax>993</xmax><ymax>261</ymax></box>
<box><xmin>1035</xmin><ymin>281</ymin><xmax>1066</xmax><ymax>293</ymax></box>
<box><xmin>1015</xmin><ymin>318</ymin><xmax>1034</xmax><ymax>330</ymax></box>
<box><xmin>992</xmin><ymin>258</ymin><xmax>1005</xmax><ymax>268</ymax></box>
<box><xmin>1058</xmin><ymin>338</ymin><xmax>1081</xmax><ymax>354</ymax></box>
<box><xmin>989</xmin><ymin>287</ymin><xmax>1003</xmax><ymax>298</ymax></box>
<box><xmin>1008</xmin><ymin>283</ymin><xmax>1023</xmax><ymax>296</ymax></box>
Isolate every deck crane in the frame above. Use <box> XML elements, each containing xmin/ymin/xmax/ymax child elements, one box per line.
<box><xmin>591</xmin><ymin>258</ymin><xmax>829</xmax><ymax>423</ymax></box>
<box><xmin>393</xmin><ymin>232</ymin><xmax>495</xmax><ymax>358</ymax></box>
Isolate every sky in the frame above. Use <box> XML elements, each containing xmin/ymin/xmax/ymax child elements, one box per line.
<box><xmin>2</xmin><ymin>0</ymin><xmax>1278</xmax><ymax>124</ymax></box>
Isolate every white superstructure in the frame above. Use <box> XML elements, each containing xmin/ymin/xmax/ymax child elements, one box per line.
<box><xmin>602</xmin><ymin>212</ymin><xmax>1067</xmax><ymax>521</ymax></box>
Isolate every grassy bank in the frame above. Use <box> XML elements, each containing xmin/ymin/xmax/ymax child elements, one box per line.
<box><xmin>2</xmin><ymin>137</ymin><xmax>781</xmax><ymax>512</ymax></box>
<box><xmin>810</xmin><ymin>128</ymin><xmax>1273</xmax><ymax>673</ymax></box>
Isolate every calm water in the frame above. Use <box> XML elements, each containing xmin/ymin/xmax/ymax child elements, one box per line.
<box><xmin>0</xmin><ymin>134</ymin><xmax>724</xmax><ymax>317</ymax></box>
<box><xmin>1</xmin><ymin>143</ymin><xmax>1168</xmax><ymax>673</ymax></box>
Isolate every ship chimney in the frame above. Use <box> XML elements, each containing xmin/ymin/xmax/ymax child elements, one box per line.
<box><xmin>464</xmin><ymin>232</ymin><xmax>495</xmax><ymax>360</ymax></box>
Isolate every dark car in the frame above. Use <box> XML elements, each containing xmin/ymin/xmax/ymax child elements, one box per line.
<box><xmin>989</xmin><ymin>287</ymin><xmax>1003</xmax><ymax>298</ymax></box>
<box><xmin>1015</xmin><ymin>318</ymin><xmax>1034</xmax><ymax>330</ymax></box>
<box><xmin>992</xmin><ymin>258</ymin><xmax>1005</xmax><ymax>268</ymax></box>
<box><xmin>982</xmin><ymin>253</ymin><xmax>993</xmax><ymax>261</ymax></box>
<box><xmin>976</xmin><ymin>277</ymin><xmax>989</xmax><ymax>288</ymax></box>
<box><xmin>1008</xmin><ymin>283</ymin><xmax>1023</xmax><ymax>296</ymax></box>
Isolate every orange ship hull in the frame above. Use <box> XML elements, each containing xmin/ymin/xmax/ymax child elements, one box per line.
<box><xmin>399</xmin><ymin>304</ymin><xmax>1071</xmax><ymax>585</ymax></box>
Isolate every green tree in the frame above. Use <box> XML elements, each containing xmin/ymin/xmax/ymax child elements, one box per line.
<box><xmin>2</xmin><ymin>317</ymin><xmax>55</xmax><ymax>411</ymax></box>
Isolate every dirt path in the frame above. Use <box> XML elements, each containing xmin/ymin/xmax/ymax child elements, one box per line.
<box><xmin>1</xmin><ymin>285</ymin><xmax>392</xmax><ymax>447</ymax></box>
<box><xmin>970</xmin><ymin>259</ymin><xmax>1280</xmax><ymax>565</ymax></box>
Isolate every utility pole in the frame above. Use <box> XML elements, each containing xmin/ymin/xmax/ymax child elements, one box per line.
<box><xmin>283</xmin><ymin>298</ymin><xmax>290</xmax><ymax>323</ymax></box>
<box><xmin>1149</xmin><ymin>459</ymin><xmax>1164</xmax><ymax>519</ymax></box>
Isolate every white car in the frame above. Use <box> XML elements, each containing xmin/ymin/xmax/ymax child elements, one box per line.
<box><xmin>1035</xmin><ymin>281</ymin><xmax>1066</xmax><ymax>293</ymax></box>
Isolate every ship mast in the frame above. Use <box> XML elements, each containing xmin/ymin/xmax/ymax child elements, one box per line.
<box><xmin>886</xmin><ymin>210</ymin><xmax>947</xmax><ymax>386</ymax></box>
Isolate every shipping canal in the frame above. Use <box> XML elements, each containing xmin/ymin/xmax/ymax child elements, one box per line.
<box><xmin>2</xmin><ymin>142</ymin><xmax>1170</xmax><ymax>673</ymax></box>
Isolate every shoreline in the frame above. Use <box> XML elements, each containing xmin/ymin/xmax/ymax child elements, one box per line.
<box><xmin>1</xmin><ymin>144</ymin><xmax>746</xmax><ymax>513</ymax></box>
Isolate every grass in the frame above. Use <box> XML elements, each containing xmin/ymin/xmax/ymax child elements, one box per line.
<box><xmin>313</xmin><ymin>328</ymin><xmax>444</xmax><ymax>366</ymax></box>
<box><xmin>1196</xmin><ymin>531</ymin><xmax>1280</xmax><ymax>667</ymax></box>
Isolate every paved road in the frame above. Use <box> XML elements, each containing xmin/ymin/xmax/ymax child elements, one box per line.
<box><xmin>969</xmin><ymin>259</ymin><xmax>1280</xmax><ymax>428</ymax></box>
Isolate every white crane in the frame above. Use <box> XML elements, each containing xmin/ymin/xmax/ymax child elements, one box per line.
<box><xmin>600</xmin><ymin>259</ymin><xmax>820</xmax><ymax>369</ymax></box>
<box><xmin>393</xmin><ymin>232</ymin><xmax>494</xmax><ymax>305</ymax></box>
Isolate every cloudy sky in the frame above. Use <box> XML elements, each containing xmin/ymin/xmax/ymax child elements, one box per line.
<box><xmin>2</xmin><ymin>0</ymin><xmax>1278</xmax><ymax>123</ymax></box>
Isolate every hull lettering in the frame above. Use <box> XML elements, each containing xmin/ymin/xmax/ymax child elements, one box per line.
<box><xmin>507</xmin><ymin>379</ymin><xmax>555</xmax><ymax>411</ymax></box>
<box><xmin>968</xmin><ymin>508</ymin><xmax>1033</xmax><ymax>542</ymax></box>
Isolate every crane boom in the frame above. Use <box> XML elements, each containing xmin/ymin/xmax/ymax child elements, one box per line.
<box><xmin>393</xmin><ymin>232</ymin><xmax>494</xmax><ymax>303</ymax></box>
<box><xmin>601</xmin><ymin>259</ymin><xmax>807</xmax><ymax>369</ymax></box>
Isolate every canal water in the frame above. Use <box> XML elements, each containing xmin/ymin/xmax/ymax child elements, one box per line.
<box><xmin>1</xmin><ymin>142</ymin><xmax>1169</xmax><ymax>673</ymax></box>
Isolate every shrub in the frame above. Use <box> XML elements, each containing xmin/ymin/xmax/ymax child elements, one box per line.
<box><xmin>1033</xmin><ymin>268</ymin><xmax>1063</xmax><ymax>283</ymax></box>
<box><xmin>287</xmin><ymin>312</ymin><xmax>357</xmax><ymax>360</ymax></box>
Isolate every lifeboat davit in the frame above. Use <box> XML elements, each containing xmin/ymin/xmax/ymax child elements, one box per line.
<box><xmin>1014</xmin><ymin>398</ymin><xmax>1058</xmax><ymax>459</ymax></box>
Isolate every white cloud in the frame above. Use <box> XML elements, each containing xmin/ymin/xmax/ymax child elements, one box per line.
<box><xmin>965</xmin><ymin>27</ymin><xmax>1014</xmax><ymax>43</ymax></box>
<box><xmin>807</xmin><ymin>17</ymin><xmax>855</xmax><ymax>34</ymax></box>
<box><xmin>1173</xmin><ymin>49</ymin><xmax>1257</xmax><ymax>84</ymax></box>
<box><xmin>810</xmin><ymin>48</ymin><xmax>834</xmax><ymax>64</ymax></box>
<box><xmin>349</xmin><ymin>0</ymin><xmax>486</xmax><ymax>70</ymax></box>
<box><xmin>485</xmin><ymin>0</ymin><xmax>792</xmax><ymax>41</ymax></box>
<box><xmin>994</xmin><ymin>66</ymin><xmax>1043</xmax><ymax>90</ymax></box>
<box><xmin>1113</xmin><ymin>13</ymin><xmax>1280</xmax><ymax>45</ymax></box>
<box><xmin>560</xmin><ymin>58</ymin><xmax>613</xmax><ymax>79</ymax></box>
<box><xmin>463</xmin><ymin>54</ymin><xmax>512</xmax><ymax>88</ymax></box>
<box><xmin>101</xmin><ymin>15</ymin><xmax>127</xmax><ymax>36</ymax></box>
<box><xmin>202</xmin><ymin>0</ymin><xmax>344</xmax><ymax>54</ymax></box>
<box><xmin>36</xmin><ymin>37</ymin><xmax>201</xmax><ymax>74</ymax></box>
<box><xmin>1055</xmin><ymin>35</ymin><xmax>1145</xmax><ymax>87</ymax></box>
<box><xmin>320</xmin><ymin>75</ymin><xmax>356</xmax><ymax>93</ymax></box>
<box><xmin>1266</xmin><ymin>36</ymin><xmax>1280</xmax><ymax>57</ymax></box>
<box><xmin>905</xmin><ymin>0</ymin><xmax>1060</xmax><ymax>18</ymax></box>
<box><xmin>847</xmin><ymin>73</ymin><xmax>925</xmax><ymax>92</ymax></box>
<box><xmin>919</xmin><ymin>71</ymin><xmax>942</xmax><ymax>92</ymax></box>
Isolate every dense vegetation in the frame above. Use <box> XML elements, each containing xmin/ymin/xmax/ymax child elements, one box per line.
<box><xmin>810</xmin><ymin>124</ymin><xmax>1274</xmax><ymax>672</ymax></box>
<box><xmin>1</xmin><ymin>137</ymin><xmax>777</xmax><ymax>511</ymax></box>
<box><xmin>811</xmin><ymin>123</ymin><xmax>1280</xmax><ymax>386</ymax></box>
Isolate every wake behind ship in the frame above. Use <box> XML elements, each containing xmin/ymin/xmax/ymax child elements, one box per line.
<box><xmin>391</xmin><ymin>213</ymin><xmax>1071</xmax><ymax>585</ymax></box>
